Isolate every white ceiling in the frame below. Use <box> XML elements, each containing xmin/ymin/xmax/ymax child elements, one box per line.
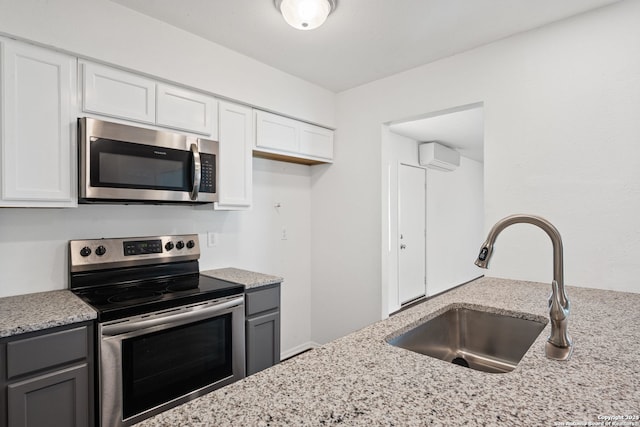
<box><xmin>110</xmin><ymin>0</ymin><xmax>619</xmax><ymax>92</ymax></box>
<box><xmin>389</xmin><ymin>105</ymin><xmax>484</xmax><ymax>162</ymax></box>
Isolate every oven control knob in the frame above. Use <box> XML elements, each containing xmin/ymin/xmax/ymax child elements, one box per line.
<box><xmin>165</xmin><ymin>241</ymin><xmax>174</xmax><ymax>251</ymax></box>
<box><xmin>95</xmin><ymin>245</ymin><xmax>107</xmax><ymax>256</ymax></box>
<box><xmin>80</xmin><ymin>246</ymin><xmax>92</xmax><ymax>257</ymax></box>
<box><xmin>176</xmin><ymin>241</ymin><xmax>185</xmax><ymax>250</ymax></box>
<box><xmin>186</xmin><ymin>240</ymin><xmax>195</xmax><ymax>249</ymax></box>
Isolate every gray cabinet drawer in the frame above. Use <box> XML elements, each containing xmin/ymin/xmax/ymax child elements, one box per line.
<box><xmin>7</xmin><ymin>326</ymin><xmax>88</xmax><ymax>379</ymax></box>
<box><xmin>246</xmin><ymin>285</ymin><xmax>280</xmax><ymax>316</ymax></box>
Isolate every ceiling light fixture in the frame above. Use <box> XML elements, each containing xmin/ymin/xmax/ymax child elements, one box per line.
<box><xmin>274</xmin><ymin>0</ymin><xmax>337</xmax><ymax>31</ymax></box>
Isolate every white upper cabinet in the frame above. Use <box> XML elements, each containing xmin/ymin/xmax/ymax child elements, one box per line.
<box><xmin>215</xmin><ymin>101</ymin><xmax>253</xmax><ymax>210</ymax></box>
<box><xmin>255</xmin><ymin>111</ymin><xmax>298</xmax><ymax>153</ymax></box>
<box><xmin>81</xmin><ymin>61</ymin><xmax>217</xmax><ymax>136</ymax></box>
<box><xmin>82</xmin><ymin>61</ymin><xmax>156</xmax><ymax>124</ymax></box>
<box><xmin>254</xmin><ymin>110</ymin><xmax>333</xmax><ymax>165</ymax></box>
<box><xmin>1</xmin><ymin>38</ymin><xmax>77</xmax><ymax>207</ymax></box>
<box><xmin>299</xmin><ymin>122</ymin><xmax>334</xmax><ymax>160</ymax></box>
<box><xmin>156</xmin><ymin>84</ymin><xmax>217</xmax><ymax>136</ymax></box>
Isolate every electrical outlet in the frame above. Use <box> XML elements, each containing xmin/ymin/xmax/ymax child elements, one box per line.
<box><xmin>281</xmin><ymin>227</ymin><xmax>288</xmax><ymax>240</ymax></box>
<box><xmin>207</xmin><ymin>231</ymin><xmax>217</xmax><ymax>247</ymax></box>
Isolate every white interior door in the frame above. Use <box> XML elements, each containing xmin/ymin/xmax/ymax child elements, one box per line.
<box><xmin>398</xmin><ymin>164</ymin><xmax>426</xmax><ymax>304</ymax></box>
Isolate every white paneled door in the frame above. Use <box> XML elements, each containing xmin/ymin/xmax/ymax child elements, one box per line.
<box><xmin>398</xmin><ymin>164</ymin><xmax>426</xmax><ymax>304</ymax></box>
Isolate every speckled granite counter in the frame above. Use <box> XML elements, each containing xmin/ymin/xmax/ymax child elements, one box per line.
<box><xmin>0</xmin><ymin>268</ymin><xmax>278</xmax><ymax>338</ymax></box>
<box><xmin>0</xmin><ymin>290</ymin><xmax>96</xmax><ymax>338</ymax></box>
<box><xmin>201</xmin><ymin>267</ymin><xmax>283</xmax><ymax>290</ymax></box>
<box><xmin>137</xmin><ymin>277</ymin><xmax>640</xmax><ymax>426</ymax></box>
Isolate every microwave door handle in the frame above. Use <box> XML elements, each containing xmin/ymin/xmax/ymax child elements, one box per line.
<box><xmin>190</xmin><ymin>143</ymin><xmax>201</xmax><ymax>200</ymax></box>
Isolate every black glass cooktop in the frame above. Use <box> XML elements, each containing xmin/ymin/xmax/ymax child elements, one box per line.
<box><xmin>73</xmin><ymin>273</ymin><xmax>244</xmax><ymax>322</ymax></box>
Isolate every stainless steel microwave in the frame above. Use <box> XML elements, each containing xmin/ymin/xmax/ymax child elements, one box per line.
<box><xmin>79</xmin><ymin>117</ymin><xmax>218</xmax><ymax>204</ymax></box>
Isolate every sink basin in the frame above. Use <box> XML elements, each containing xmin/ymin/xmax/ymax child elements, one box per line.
<box><xmin>387</xmin><ymin>306</ymin><xmax>547</xmax><ymax>373</ymax></box>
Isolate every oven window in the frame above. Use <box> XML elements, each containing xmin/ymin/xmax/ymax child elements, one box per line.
<box><xmin>90</xmin><ymin>138</ymin><xmax>192</xmax><ymax>191</ymax></box>
<box><xmin>122</xmin><ymin>314</ymin><xmax>232</xmax><ymax>419</ymax></box>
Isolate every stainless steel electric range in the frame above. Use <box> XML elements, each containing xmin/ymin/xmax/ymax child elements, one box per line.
<box><xmin>69</xmin><ymin>234</ymin><xmax>245</xmax><ymax>427</ymax></box>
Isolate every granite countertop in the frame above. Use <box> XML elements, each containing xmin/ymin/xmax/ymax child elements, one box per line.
<box><xmin>137</xmin><ymin>277</ymin><xmax>640</xmax><ymax>426</ymax></box>
<box><xmin>0</xmin><ymin>290</ymin><xmax>97</xmax><ymax>338</ymax></box>
<box><xmin>0</xmin><ymin>267</ymin><xmax>278</xmax><ymax>339</ymax></box>
<box><xmin>201</xmin><ymin>267</ymin><xmax>283</xmax><ymax>290</ymax></box>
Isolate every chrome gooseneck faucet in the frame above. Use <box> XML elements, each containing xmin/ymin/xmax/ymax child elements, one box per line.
<box><xmin>475</xmin><ymin>214</ymin><xmax>573</xmax><ymax>361</ymax></box>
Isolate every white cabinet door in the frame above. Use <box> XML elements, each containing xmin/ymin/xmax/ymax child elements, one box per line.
<box><xmin>215</xmin><ymin>101</ymin><xmax>252</xmax><ymax>210</ymax></box>
<box><xmin>1</xmin><ymin>39</ymin><xmax>76</xmax><ymax>206</ymax></box>
<box><xmin>81</xmin><ymin>61</ymin><xmax>155</xmax><ymax>124</ymax></box>
<box><xmin>254</xmin><ymin>110</ymin><xmax>333</xmax><ymax>164</ymax></box>
<box><xmin>156</xmin><ymin>84</ymin><xmax>216</xmax><ymax>136</ymax></box>
<box><xmin>299</xmin><ymin>122</ymin><xmax>333</xmax><ymax>160</ymax></box>
<box><xmin>254</xmin><ymin>110</ymin><xmax>298</xmax><ymax>153</ymax></box>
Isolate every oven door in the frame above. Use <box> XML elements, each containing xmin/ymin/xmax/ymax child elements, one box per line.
<box><xmin>99</xmin><ymin>296</ymin><xmax>245</xmax><ymax>427</ymax></box>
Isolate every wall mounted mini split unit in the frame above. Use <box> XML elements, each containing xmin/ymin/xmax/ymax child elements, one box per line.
<box><xmin>419</xmin><ymin>142</ymin><xmax>460</xmax><ymax>172</ymax></box>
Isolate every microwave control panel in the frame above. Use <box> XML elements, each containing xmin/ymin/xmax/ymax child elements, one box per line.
<box><xmin>200</xmin><ymin>153</ymin><xmax>215</xmax><ymax>194</ymax></box>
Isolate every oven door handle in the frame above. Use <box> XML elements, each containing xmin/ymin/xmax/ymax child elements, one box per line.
<box><xmin>101</xmin><ymin>296</ymin><xmax>244</xmax><ymax>336</ymax></box>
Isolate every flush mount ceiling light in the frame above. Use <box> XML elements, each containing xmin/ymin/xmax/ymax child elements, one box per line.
<box><xmin>274</xmin><ymin>0</ymin><xmax>337</xmax><ymax>31</ymax></box>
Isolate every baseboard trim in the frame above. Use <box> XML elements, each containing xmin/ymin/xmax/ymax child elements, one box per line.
<box><xmin>280</xmin><ymin>341</ymin><xmax>320</xmax><ymax>361</ymax></box>
<box><xmin>391</xmin><ymin>275</ymin><xmax>485</xmax><ymax>316</ymax></box>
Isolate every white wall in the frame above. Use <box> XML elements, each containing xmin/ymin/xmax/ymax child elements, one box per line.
<box><xmin>311</xmin><ymin>0</ymin><xmax>640</xmax><ymax>345</ymax></box>
<box><xmin>0</xmin><ymin>0</ymin><xmax>331</xmax><ymax>356</ymax></box>
<box><xmin>426</xmin><ymin>156</ymin><xmax>484</xmax><ymax>295</ymax></box>
<box><xmin>0</xmin><ymin>0</ymin><xmax>335</xmax><ymax>127</ymax></box>
<box><xmin>0</xmin><ymin>158</ymin><xmax>312</xmax><ymax>355</ymax></box>
<box><xmin>3</xmin><ymin>0</ymin><xmax>639</xmax><ymax>351</ymax></box>
<box><xmin>383</xmin><ymin>130</ymin><xmax>484</xmax><ymax>314</ymax></box>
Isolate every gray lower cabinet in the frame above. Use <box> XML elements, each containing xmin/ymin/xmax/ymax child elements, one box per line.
<box><xmin>1</xmin><ymin>322</ymin><xmax>94</xmax><ymax>427</ymax></box>
<box><xmin>245</xmin><ymin>284</ymin><xmax>281</xmax><ymax>376</ymax></box>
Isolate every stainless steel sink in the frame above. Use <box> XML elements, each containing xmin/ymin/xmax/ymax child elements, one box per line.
<box><xmin>387</xmin><ymin>306</ymin><xmax>547</xmax><ymax>373</ymax></box>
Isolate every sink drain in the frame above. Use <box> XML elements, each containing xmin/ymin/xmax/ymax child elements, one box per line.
<box><xmin>451</xmin><ymin>357</ymin><xmax>469</xmax><ymax>368</ymax></box>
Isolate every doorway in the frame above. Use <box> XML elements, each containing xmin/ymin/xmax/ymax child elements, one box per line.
<box><xmin>382</xmin><ymin>102</ymin><xmax>485</xmax><ymax>316</ymax></box>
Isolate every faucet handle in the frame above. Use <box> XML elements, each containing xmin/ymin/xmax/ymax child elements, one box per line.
<box><xmin>548</xmin><ymin>280</ymin><xmax>570</xmax><ymax>311</ymax></box>
<box><xmin>549</xmin><ymin>280</ymin><xmax>568</xmax><ymax>320</ymax></box>
<box><xmin>546</xmin><ymin>280</ymin><xmax>573</xmax><ymax>359</ymax></box>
